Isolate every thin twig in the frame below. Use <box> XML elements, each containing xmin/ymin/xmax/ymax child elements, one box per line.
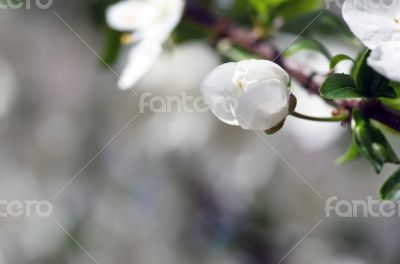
<box><xmin>184</xmin><ymin>1</ymin><xmax>400</xmax><ymax>132</ymax></box>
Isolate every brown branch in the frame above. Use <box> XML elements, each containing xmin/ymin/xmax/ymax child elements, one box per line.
<box><xmin>185</xmin><ymin>1</ymin><xmax>400</xmax><ymax>132</ymax></box>
<box><xmin>212</xmin><ymin>20</ymin><xmax>324</xmax><ymax>94</ymax></box>
<box><xmin>359</xmin><ymin>100</ymin><xmax>400</xmax><ymax>131</ymax></box>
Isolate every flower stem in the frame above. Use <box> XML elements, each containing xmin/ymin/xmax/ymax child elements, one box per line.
<box><xmin>291</xmin><ymin>111</ymin><xmax>348</xmax><ymax>122</ymax></box>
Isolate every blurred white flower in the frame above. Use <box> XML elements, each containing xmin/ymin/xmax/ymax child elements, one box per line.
<box><xmin>201</xmin><ymin>59</ymin><xmax>291</xmax><ymax>131</ymax></box>
<box><xmin>139</xmin><ymin>41</ymin><xmax>221</xmax><ymax>93</ymax></box>
<box><xmin>106</xmin><ymin>0</ymin><xmax>185</xmax><ymax>89</ymax></box>
<box><xmin>342</xmin><ymin>0</ymin><xmax>400</xmax><ymax>81</ymax></box>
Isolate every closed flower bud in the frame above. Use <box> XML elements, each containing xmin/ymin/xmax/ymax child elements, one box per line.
<box><xmin>201</xmin><ymin>59</ymin><xmax>291</xmax><ymax>131</ymax></box>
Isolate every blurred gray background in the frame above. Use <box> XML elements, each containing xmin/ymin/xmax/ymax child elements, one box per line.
<box><xmin>0</xmin><ymin>1</ymin><xmax>399</xmax><ymax>264</ymax></box>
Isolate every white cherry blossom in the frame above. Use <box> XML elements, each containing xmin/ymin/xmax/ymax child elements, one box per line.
<box><xmin>342</xmin><ymin>0</ymin><xmax>400</xmax><ymax>49</ymax></box>
<box><xmin>342</xmin><ymin>0</ymin><xmax>400</xmax><ymax>81</ymax></box>
<box><xmin>201</xmin><ymin>59</ymin><xmax>291</xmax><ymax>131</ymax></box>
<box><xmin>106</xmin><ymin>0</ymin><xmax>184</xmax><ymax>89</ymax></box>
<box><xmin>368</xmin><ymin>41</ymin><xmax>400</xmax><ymax>81</ymax></box>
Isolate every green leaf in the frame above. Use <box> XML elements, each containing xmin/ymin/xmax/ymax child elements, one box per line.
<box><xmin>353</xmin><ymin>112</ymin><xmax>400</xmax><ymax>173</ymax></box>
<box><xmin>370</xmin><ymin>75</ymin><xmax>397</xmax><ymax>98</ymax></box>
<box><xmin>381</xmin><ymin>82</ymin><xmax>400</xmax><ymax>110</ymax></box>
<box><xmin>248</xmin><ymin>0</ymin><xmax>270</xmax><ymax>22</ymax></box>
<box><xmin>389</xmin><ymin>82</ymin><xmax>400</xmax><ymax>96</ymax></box>
<box><xmin>381</xmin><ymin>168</ymin><xmax>400</xmax><ymax>201</ymax></box>
<box><xmin>282</xmin><ymin>11</ymin><xmax>354</xmax><ymax>41</ymax></box>
<box><xmin>353</xmin><ymin>123</ymin><xmax>383</xmax><ymax>173</ymax></box>
<box><xmin>371</xmin><ymin>120</ymin><xmax>400</xmax><ymax>136</ymax></box>
<box><xmin>352</xmin><ymin>49</ymin><xmax>372</xmax><ymax>91</ymax></box>
<box><xmin>89</xmin><ymin>0</ymin><xmax>121</xmax><ymax>65</ymax></box>
<box><xmin>330</xmin><ymin>54</ymin><xmax>354</xmax><ymax>70</ymax></box>
<box><xmin>101</xmin><ymin>26</ymin><xmax>122</xmax><ymax>66</ymax></box>
<box><xmin>352</xmin><ymin>49</ymin><xmax>396</xmax><ymax>99</ymax></box>
<box><xmin>320</xmin><ymin>74</ymin><xmax>365</xmax><ymax>99</ymax></box>
<box><xmin>283</xmin><ymin>38</ymin><xmax>331</xmax><ymax>60</ymax></box>
<box><xmin>275</xmin><ymin>0</ymin><xmax>322</xmax><ymax>20</ymax></box>
<box><xmin>174</xmin><ymin>18</ymin><xmax>212</xmax><ymax>43</ymax></box>
<box><xmin>381</xmin><ymin>98</ymin><xmax>400</xmax><ymax>111</ymax></box>
<box><xmin>241</xmin><ymin>0</ymin><xmax>291</xmax><ymax>24</ymax></box>
<box><xmin>226</xmin><ymin>0</ymin><xmax>256</xmax><ymax>25</ymax></box>
<box><xmin>336</xmin><ymin>136</ymin><xmax>360</xmax><ymax>165</ymax></box>
<box><xmin>88</xmin><ymin>0</ymin><xmax>119</xmax><ymax>26</ymax></box>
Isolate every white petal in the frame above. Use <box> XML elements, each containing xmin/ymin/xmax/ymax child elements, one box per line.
<box><xmin>368</xmin><ymin>41</ymin><xmax>400</xmax><ymax>82</ymax></box>
<box><xmin>236</xmin><ymin>79</ymin><xmax>290</xmax><ymax>131</ymax></box>
<box><xmin>161</xmin><ymin>0</ymin><xmax>185</xmax><ymax>34</ymax></box>
<box><xmin>142</xmin><ymin>0</ymin><xmax>185</xmax><ymax>42</ymax></box>
<box><xmin>118</xmin><ymin>40</ymin><xmax>162</xmax><ymax>90</ymax></box>
<box><xmin>138</xmin><ymin>41</ymin><xmax>221</xmax><ymax>93</ymax></box>
<box><xmin>342</xmin><ymin>0</ymin><xmax>400</xmax><ymax>49</ymax></box>
<box><xmin>200</xmin><ymin>62</ymin><xmax>240</xmax><ymax>126</ymax></box>
<box><xmin>106</xmin><ymin>0</ymin><xmax>160</xmax><ymax>32</ymax></box>
<box><xmin>232</xmin><ymin>59</ymin><xmax>290</xmax><ymax>90</ymax></box>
